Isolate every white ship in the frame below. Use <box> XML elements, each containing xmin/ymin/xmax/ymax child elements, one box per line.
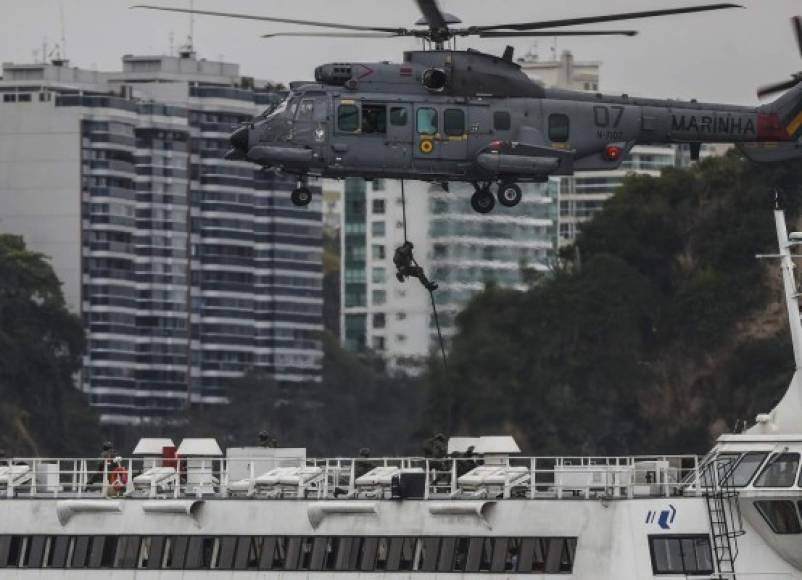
<box><xmin>2</xmin><ymin>206</ymin><xmax>802</xmax><ymax>579</ymax></box>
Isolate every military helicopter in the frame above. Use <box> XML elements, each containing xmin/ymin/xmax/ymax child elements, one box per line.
<box><xmin>135</xmin><ymin>1</ymin><xmax>802</xmax><ymax>213</ymax></box>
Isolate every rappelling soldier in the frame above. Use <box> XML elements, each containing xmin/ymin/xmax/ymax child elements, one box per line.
<box><xmin>393</xmin><ymin>241</ymin><xmax>438</xmax><ymax>291</ymax></box>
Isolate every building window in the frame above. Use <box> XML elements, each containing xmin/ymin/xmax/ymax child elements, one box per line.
<box><xmin>338</xmin><ymin>104</ymin><xmax>359</xmax><ymax>132</ymax></box>
<box><xmin>493</xmin><ymin>111</ymin><xmax>511</xmax><ymax>131</ymax></box>
<box><xmin>396</xmin><ymin>312</ymin><xmax>406</xmax><ymax>321</ymax></box>
<box><xmin>371</xmin><ymin>222</ymin><xmax>385</xmax><ymax>237</ymax></box>
<box><xmin>443</xmin><ymin>109</ymin><xmax>465</xmax><ymax>136</ymax></box>
<box><xmin>372</xmin><ymin>245</ymin><xmax>386</xmax><ymax>260</ymax></box>
<box><xmin>755</xmin><ymin>501</ymin><xmax>802</xmax><ymax>534</ymax></box>
<box><xmin>390</xmin><ymin>107</ymin><xmax>408</xmax><ymax>126</ymax></box>
<box><xmin>372</xmin><ymin>336</ymin><xmax>386</xmax><ymax>351</ymax></box>
<box><xmin>649</xmin><ymin>536</ymin><xmax>713</xmax><ymax>575</ymax></box>
<box><xmin>416</xmin><ymin>108</ymin><xmax>438</xmax><ymax>135</ymax></box>
<box><xmin>371</xmin><ymin>179</ymin><xmax>386</xmax><ymax>192</ymax></box>
<box><xmin>372</xmin><ymin>267</ymin><xmax>386</xmax><ymax>284</ymax></box>
<box><xmin>2</xmin><ymin>94</ymin><xmax>16</xmax><ymax>103</ymax></box>
<box><xmin>373</xmin><ymin>313</ymin><xmax>386</xmax><ymax>329</ymax></box>
<box><xmin>372</xmin><ymin>199</ymin><xmax>385</xmax><ymax>214</ymax></box>
<box><xmin>372</xmin><ymin>290</ymin><xmax>386</xmax><ymax>305</ymax></box>
<box><xmin>548</xmin><ymin>114</ymin><xmax>570</xmax><ymax>143</ymax></box>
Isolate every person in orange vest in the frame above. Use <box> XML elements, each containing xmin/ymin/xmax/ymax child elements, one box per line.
<box><xmin>108</xmin><ymin>456</ymin><xmax>129</xmax><ymax>497</ymax></box>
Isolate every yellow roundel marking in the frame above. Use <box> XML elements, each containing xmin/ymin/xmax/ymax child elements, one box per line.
<box><xmin>420</xmin><ymin>139</ymin><xmax>434</xmax><ymax>154</ymax></box>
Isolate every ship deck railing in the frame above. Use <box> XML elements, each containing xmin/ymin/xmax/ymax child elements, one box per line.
<box><xmin>0</xmin><ymin>454</ymin><xmax>711</xmax><ymax>501</ymax></box>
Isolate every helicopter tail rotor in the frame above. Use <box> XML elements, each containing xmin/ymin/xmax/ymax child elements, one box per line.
<box><xmin>758</xmin><ymin>16</ymin><xmax>802</xmax><ymax>99</ymax></box>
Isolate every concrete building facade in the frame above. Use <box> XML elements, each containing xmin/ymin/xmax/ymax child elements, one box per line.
<box><xmin>0</xmin><ymin>53</ymin><xmax>323</xmax><ymax>424</ymax></box>
<box><xmin>340</xmin><ymin>177</ymin><xmax>558</xmax><ymax>370</ymax></box>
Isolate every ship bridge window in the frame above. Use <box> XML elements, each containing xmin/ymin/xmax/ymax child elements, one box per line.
<box><xmin>755</xmin><ymin>500</ymin><xmax>802</xmax><ymax>534</ymax></box>
<box><xmin>754</xmin><ymin>452</ymin><xmax>800</xmax><ymax>488</ymax></box>
<box><xmin>361</xmin><ymin>104</ymin><xmax>387</xmax><ymax>134</ymax></box>
<box><xmin>725</xmin><ymin>452</ymin><xmax>768</xmax><ymax>487</ymax></box>
<box><xmin>337</xmin><ymin>104</ymin><xmax>360</xmax><ymax>132</ymax></box>
<box><xmin>649</xmin><ymin>535</ymin><xmax>714</xmax><ymax>575</ymax></box>
<box><xmin>549</xmin><ymin>113</ymin><xmax>570</xmax><ymax>142</ymax></box>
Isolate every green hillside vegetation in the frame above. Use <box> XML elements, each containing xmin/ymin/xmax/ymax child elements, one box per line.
<box><xmin>422</xmin><ymin>152</ymin><xmax>802</xmax><ymax>455</ymax></box>
<box><xmin>4</xmin><ymin>152</ymin><xmax>802</xmax><ymax>458</ymax></box>
<box><xmin>0</xmin><ymin>235</ymin><xmax>99</xmax><ymax>456</ymax></box>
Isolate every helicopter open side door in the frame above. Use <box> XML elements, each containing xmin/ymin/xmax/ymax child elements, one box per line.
<box><xmin>332</xmin><ymin>99</ymin><xmax>411</xmax><ymax>171</ymax></box>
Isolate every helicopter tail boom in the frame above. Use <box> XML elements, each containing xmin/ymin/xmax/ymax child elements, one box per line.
<box><xmin>759</xmin><ymin>80</ymin><xmax>802</xmax><ymax>140</ymax></box>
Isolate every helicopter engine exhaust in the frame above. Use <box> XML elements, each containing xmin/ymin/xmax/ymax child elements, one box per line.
<box><xmin>422</xmin><ymin>68</ymin><xmax>447</xmax><ymax>92</ymax></box>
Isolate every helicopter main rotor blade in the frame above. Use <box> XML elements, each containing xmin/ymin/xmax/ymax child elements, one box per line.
<box><xmin>262</xmin><ymin>32</ymin><xmax>401</xmax><ymax>38</ymax></box>
<box><xmin>479</xmin><ymin>30</ymin><xmax>638</xmax><ymax>38</ymax></box>
<box><xmin>757</xmin><ymin>78</ymin><xmax>800</xmax><ymax>99</ymax></box>
<box><xmin>131</xmin><ymin>5</ymin><xmax>406</xmax><ymax>34</ymax></box>
<box><xmin>793</xmin><ymin>16</ymin><xmax>802</xmax><ymax>60</ymax></box>
<box><xmin>473</xmin><ymin>3</ymin><xmax>742</xmax><ymax>33</ymax></box>
<box><xmin>415</xmin><ymin>0</ymin><xmax>448</xmax><ymax>30</ymax></box>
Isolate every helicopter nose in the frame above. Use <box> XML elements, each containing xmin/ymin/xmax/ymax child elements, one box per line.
<box><xmin>230</xmin><ymin>125</ymin><xmax>250</xmax><ymax>152</ymax></box>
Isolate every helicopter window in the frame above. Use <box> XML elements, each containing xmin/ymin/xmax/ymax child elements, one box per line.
<box><xmin>297</xmin><ymin>99</ymin><xmax>315</xmax><ymax>120</ymax></box>
<box><xmin>444</xmin><ymin>109</ymin><xmax>465</xmax><ymax>137</ymax></box>
<box><xmin>494</xmin><ymin>111</ymin><xmax>512</xmax><ymax>131</ymax></box>
<box><xmin>338</xmin><ymin>104</ymin><xmax>360</xmax><ymax>133</ymax></box>
<box><xmin>548</xmin><ymin>114</ymin><xmax>570</xmax><ymax>142</ymax></box>
<box><xmin>287</xmin><ymin>97</ymin><xmax>301</xmax><ymax>119</ymax></box>
<box><xmin>417</xmin><ymin>108</ymin><xmax>438</xmax><ymax>135</ymax></box>
<box><xmin>390</xmin><ymin>107</ymin><xmax>408</xmax><ymax>127</ymax></box>
<box><xmin>361</xmin><ymin>104</ymin><xmax>387</xmax><ymax>135</ymax></box>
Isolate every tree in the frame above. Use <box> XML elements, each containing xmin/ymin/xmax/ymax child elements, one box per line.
<box><xmin>0</xmin><ymin>234</ymin><xmax>93</xmax><ymax>455</ymax></box>
<box><xmin>420</xmin><ymin>153</ymin><xmax>802</xmax><ymax>455</ymax></box>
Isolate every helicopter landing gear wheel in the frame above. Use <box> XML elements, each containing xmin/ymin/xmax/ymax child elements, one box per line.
<box><xmin>291</xmin><ymin>186</ymin><xmax>312</xmax><ymax>207</ymax></box>
<box><xmin>471</xmin><ymin>186</ymin><xmax>495</xmax><ymax>214</ymax></box>
<box><xmin>497</xmin><ymin>182</ymin><xmax>522</xmax><ymax>207</ymax></box>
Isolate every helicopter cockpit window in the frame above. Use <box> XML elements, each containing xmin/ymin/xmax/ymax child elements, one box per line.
<box><xmin>362</xmin><ymin>104</ymin><xmax>387</xmax><ymax>134</ymax></box>
<box><xmin>261</xmin><ymin>96</ymin><xmax>289</xmax><ymax>119</ymax></box>
<box><xmin>417</xmin><ymin>108</ymin><xmax>438</xmax><ymax>135</ymax></box>
<box><xmin>297</xmin><ymin>99</ymin><xmax>315</xmax><ymax>120</ymax></box>
<box><xmin>390</xmin><ymin>107</ymin><xmax>408</xmax><ymax>127</ymax></box>
<box><xmin>444</xmin><ymin>109</ymin><xmax>465</xmax><ymax>137</ymax></box>
<box><xmin>338</xmin><ymin>104</ymin><xmax>360</xmax><ymax>133</ymax></box>
<box><xmin>287</xmin><ymin>97</ymin><xmax>301</xmax><ymax>119</ymax></box>
<box><xmin>549</xmin><ymin>114</ymin><xmax>570</xmax><ymax>142</ymax></box>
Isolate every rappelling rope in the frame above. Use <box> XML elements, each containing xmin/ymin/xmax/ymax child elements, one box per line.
<box><xmin>399</xmin><ymin>180</ymin><xmax>448</xmax><ymax>371</ymax></box>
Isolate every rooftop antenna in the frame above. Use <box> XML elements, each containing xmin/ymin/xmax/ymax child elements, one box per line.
<box><xmin>178</xmin><ymin>0</ymin><xmax>196</xmax><ymax>58</ymax></box>
<box><xmin>59</xmin><ymin>0</ymin><xmax>67</xmax><ymax>60</ymax></box>
<box><xmin>169</xmin><ymin>30</ymin><xmax>175</xmax><ymax>56</ymax></box>
<box><xmin>188</xmin><ymin>0</ymin><xmax>195</xmax><ymax>52</ymax></box>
